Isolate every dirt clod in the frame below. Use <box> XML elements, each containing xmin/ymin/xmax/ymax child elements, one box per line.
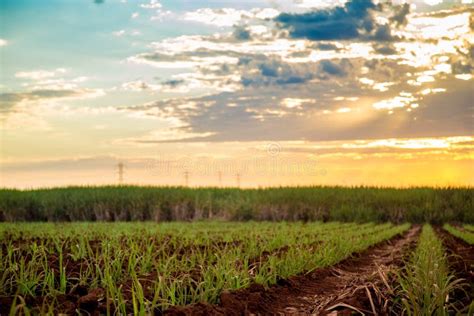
<box><xmin>77</xmin><ymin>288</ymin><xmax>105</xmax><ymax>312</ymax></box>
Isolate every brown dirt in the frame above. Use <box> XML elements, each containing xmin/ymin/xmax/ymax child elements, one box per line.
<box><xmin>0</xmin><ymin>288</ymin><xmax>107</xmax><ymax>315</ymax></box>
<box><xmin>165</xmin><ymin>226</ymin><xmax>420</xmax><ymax>316</ymax></box>
<box><xmin>435</xmin><ymin>227</ymin><xmax>474</xmax><ymax>313</ymax></box>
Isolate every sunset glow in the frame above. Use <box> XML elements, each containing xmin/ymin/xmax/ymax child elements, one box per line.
<box><xmin>1</xmin><ymin>0</ymin><xmax>473</xmax><ymax>188</ymax></box>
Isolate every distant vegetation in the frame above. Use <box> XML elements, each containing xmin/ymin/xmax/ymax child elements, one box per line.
<box><xmin>0</xmin><ymin>186</ymin><xmax>472</xmax><ymax>223</ymax></box>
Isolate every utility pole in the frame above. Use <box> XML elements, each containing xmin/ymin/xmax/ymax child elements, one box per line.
<box><xmin>184</xmin><ymin>170</ymin><xmax>189</xmax><ymax>187</ymax></box>
<box><xmin>117</xmin><ymin>162</ymin><xmax>124</xmax><ymax>185</ymax></box>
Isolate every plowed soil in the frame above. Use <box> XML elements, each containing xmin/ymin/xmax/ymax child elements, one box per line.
<box><xmin>435</xmin><ymin>227</ymin><xmax>474</xmax><ymax>313</ymax></box>
<box><xmin>165</xmin><ymin>226</ymin><xmax>420</xmax><ymax>316</ymax></box>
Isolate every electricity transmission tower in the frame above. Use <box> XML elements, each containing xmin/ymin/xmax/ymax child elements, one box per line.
<box><xmin>236</xmin><ymin>173</ymin><xmax>241</xmax><ymax>188</ymax></box>
<box><xmin>184</xmin><ymin>170</ymin><xmax>189</xmax><ymax>187</ymax></box>
<box><xmin>117</xmin><ymin>162</ymin><xmax>124</xmax><ymax>185</ymax></box>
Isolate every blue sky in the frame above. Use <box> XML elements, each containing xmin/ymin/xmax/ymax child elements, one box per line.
<box><xmin>1</xmin><ymin>0</ymin><xmax>473</xmax><ymax>187</ymax></box>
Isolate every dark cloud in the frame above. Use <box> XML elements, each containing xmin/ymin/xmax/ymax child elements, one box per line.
<box><xmin>161</xmin><ymin>79</ymin><xmax>185</xmax><ymax>87</ymax></box>
<box><xmin>313</xmin><ymin>42</ymin><xmax>340</xmax><ymax>51</ymax></box>
<box><xmin>275</xmin><ymin>0</ymin><xmax>377</xmax><ymax>41</ymax></box>
<box><xmin>451</xmin><ymin>43</ymin><xmax>474</xmax><ymax>74</ymax></box>
<box><xmin>275</xmin><ymin>0</ymin><xmax>407</xmax><ymax>42</ymax></box>
<box><xmin>373</xmin><ymin>44</ymin><xmax>398</xmax><ymax>55</ymax></box>
<box><xmin>259</xmin><ymin>62</ymin><xmax>279</xmax><ymax>77</ymax></box>
<box><xmin>390</xmin><ymin>3</ymin><xmax>410</xmax><ymax>27</ymax></box>
<box><xmin>238</xmin><ymin>56</ymin><xmax>353</xmax><ymax>87</ymax></box>
<box><xmin>372</xmin><ymin>24</ymin><xmax>398</xmax><ymax>42</ymax></box>
<box><xmin>240</xmin><ymin>56</ymin><xmax>315</xmax><ymax>86</ymax></box>
<box><xmin>452</xmin><ymin>61</ymin><xmax>473</xmax><ymax>74</ymax></box>
<box><xmin>233</xmin><ymin>26</ymin><xmax>251</xmax><ymax>41</ymax></box>
<box><xmin>289</xmin><ymin>51</ymin><xmax>312</xmax><ymax>58</ymax></box>
<box><xmin>319</xmin><ymin>60</ymin><xmax>347</xmax><ymax>76</ymax></box>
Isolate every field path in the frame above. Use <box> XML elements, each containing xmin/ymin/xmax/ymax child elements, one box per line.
<box><xmin>166</xmin><ymin>226</ymin><xmax>420</xmax><ymax>316</ymax></box>
<box><xmin>435</xmin><ymin>227</ymin><xmax>474</xmax><ymax>313</ymax></box>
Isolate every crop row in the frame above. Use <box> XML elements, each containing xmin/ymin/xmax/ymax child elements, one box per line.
<box><xmin>443</xmin><ymin>224</ymin><xmax>474</xmax><ymax>245</ymax></box>
<box><xmin>0</xmin><ymin>222</ymin><xmax>408</xmax><ymax>314</ymax></box>
<box><xmin>397</xmin><ymin>225</ymin><xmax>471</xmax><ymax>315</ymax></box>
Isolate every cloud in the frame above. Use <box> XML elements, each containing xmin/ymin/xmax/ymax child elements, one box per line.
<box><xmin>390</xmin><ymin>3</ymin><xmax>411</xmax><ymax>27</ymax></box>
<box><xmin>140</xmin><ymin>0</ymin><xmax>161</xmax><ymax>9</ymax></box>
<box><xmin>123</xmin><ymin>47</ymin><xmax>473</xmax><ymax>143</ymax></box>
<box><xmin>239</xmin><ymin>55</ymin><xmax>354</xmax><ymax>87</ymax></box>
<box><xmin>0</xmin><ymin>38</ymin><xmax>7</xmax><ymax>47</ymax></box>
<box><xmin>294</xmin><ymin>0</ymin><xmax>347</xmax><ymax>9</ymax></box>
<box><xmin>13</xmin><ymin>68</ymin><xmax>95</xmax><ymax>92</ymax></box>
<box><xmin>281</xmin><ymin>98</ymin><xmax>312</xmax><ymax>108</ymax></box>
<box><xmin>450</xmin><ymin>42</ymin><xmax>474</xmax><ymax>75</ymax></box>
<box><xmin>275</xmin><ymin>0</ymin><xmax>377</xmax><ymax>41</ymax></box>
<box><xmin>373</xmin><ymin>44</ymin><xmax>398</xmax><ymax>55</ymax></box>
<box><xmin>183</xmin><ymin>8</ymin><xmax>279</xmax><ymax>27</ymax></box>
<box><xmin>0</xmin><ymin>89</ymin><xmax>100</xmax><ymax>113</ymax></box>
<box><xmin>15</xmin><ymin>68</ymin><xmax>66</xmax><ymax>80</ymax></box>
<box><xmin>138</xmin><ymin>0</ymin><xmax>171</xmax><ymax>21</ymax></box>
<box><xmin>121</xmin><ymin>2</ymin><xmax>473</xmax><ymax>144</ymax></box>
<box><xmin>183</xmin><ymin>8</ymin><xmax>251</xmax><ymax>27</ymax></box>
<box><xmin>161</xmin><ymin>79</ymin><xmax>185</xmax><ymax>88</ymax></box>
<box><xmin>240</xmin><ymin>57</ymin><xmax>311</xmax><ymax>86</ymax></box>
<box><xmin>417</xmin><ymin>6</ymin><xmax>474</xmax><ymax>19</ymax></box>
<box><xmin>112</xmin><ymin>29</ymin><xmax>141</xmax><ymax>37</ymax></box>
<box><xmin>121</xmin><ymin>78</ymin><xmax>214</xmax><ymax>94</ymax></box>
<box><xmin>233</xmin><ymin>26</ymin><xmax>252</xmax><ymax>41</ymax></box>
<box><xmin>122</xmin><ymin>80</ymin><xmax>157</xmax><ymax>91</ymax></box>
<box><xmin>2</xmin><ymin>68</ymin><xmax>103</xmax><ymax>114</ymax></box>
<box><xmin>150</xmin><ymin>9</ymin><xmax>172</xmax><ymax>21</ymax></box>
<box><xmin>424</xmin><ymin>0</ymin><xmax>443</xmax><ymax>6</ymax></box>
<box><xmin>275</xmin><ymin>0</ymin><xmax>408</xmax><ymax>42</ymax></box>
<box><xmin>319</xmin><ymin>60</ymin><xmax>347</xmax><ymax>76</ymax></box>
<box><xmin>372</xmin><ymin>24</ymin><xmax>396</xmax><ymax>41</ymax></box>
<box><xmin>113</xmin><ymin>30</ymin><xmax>126</xmax><ymax>37</ymax></box>
<box><xmin>313</xmin><ymin>42</ymin><xmax>341</xmax><ymax>51</ymax></box>
<box><xmin>129</xmin><ymin>30</ymin><xmax>380</xmax><ymax>78</ymax></box>
<box><xmin>372</xmin><ymin>92</ymin><xmax>417</xmax><ymax>110</ymax></box>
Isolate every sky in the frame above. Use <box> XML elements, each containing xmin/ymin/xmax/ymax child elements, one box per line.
<box><xmin>0</xmin><ymin>0</ymin><xmax>473</xmax><ymax>188</ymax></box>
